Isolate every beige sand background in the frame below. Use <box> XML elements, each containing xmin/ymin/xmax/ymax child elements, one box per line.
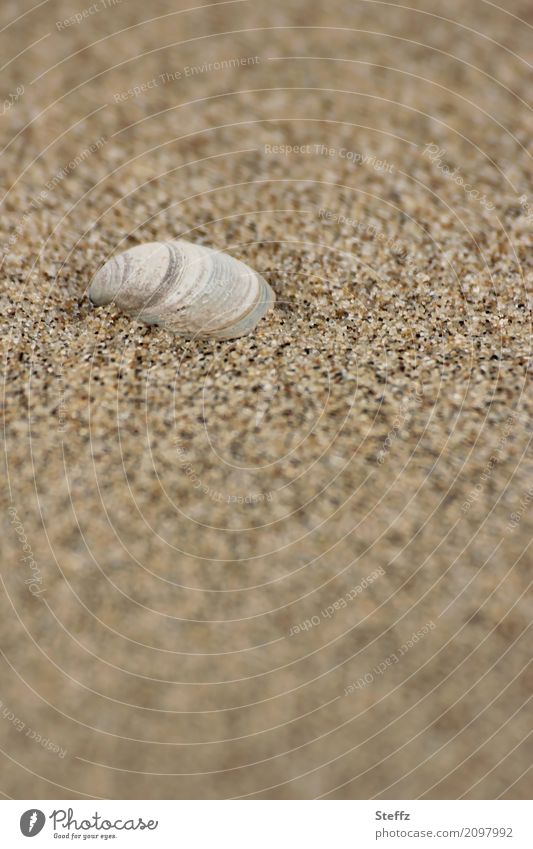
<box><xmin>0</xmin><ymin>0</ymin><xmax>532</xmax><ymax>799</ymax></box>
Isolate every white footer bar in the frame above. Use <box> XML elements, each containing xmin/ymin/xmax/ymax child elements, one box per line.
<box><xmin>1</xmin><ymin>800</ymin><xmax>530</xmax><ymax>847</ymax></box>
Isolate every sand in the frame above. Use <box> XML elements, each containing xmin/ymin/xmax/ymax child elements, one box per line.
<box><xmin>0</xmin><ymin>0</ymin><xmax>531</xmax><ymax>799</ymax></box>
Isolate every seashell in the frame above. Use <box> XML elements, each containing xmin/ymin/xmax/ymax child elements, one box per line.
<box><xmin>88</xmin><ymin>239</ymin><xmax>275</xmax><ymax>340</ymax></box>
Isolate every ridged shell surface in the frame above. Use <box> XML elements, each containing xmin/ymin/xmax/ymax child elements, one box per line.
<box><xmin>88</xmin><ymin>240</ymin><xmax>275</xmax><ymax>340</ymax></box>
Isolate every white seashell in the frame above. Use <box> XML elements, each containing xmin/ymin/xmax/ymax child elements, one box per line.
<box><xmin>88</xmin><ymin>239</ymin><xmax>275</xmax><ymax>340</ymax></box>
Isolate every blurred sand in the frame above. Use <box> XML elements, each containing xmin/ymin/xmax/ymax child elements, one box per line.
<box><xmin>0</xmin><ymin>0</ymin><xmax>531</xmax><ymax>799</ymax></box>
